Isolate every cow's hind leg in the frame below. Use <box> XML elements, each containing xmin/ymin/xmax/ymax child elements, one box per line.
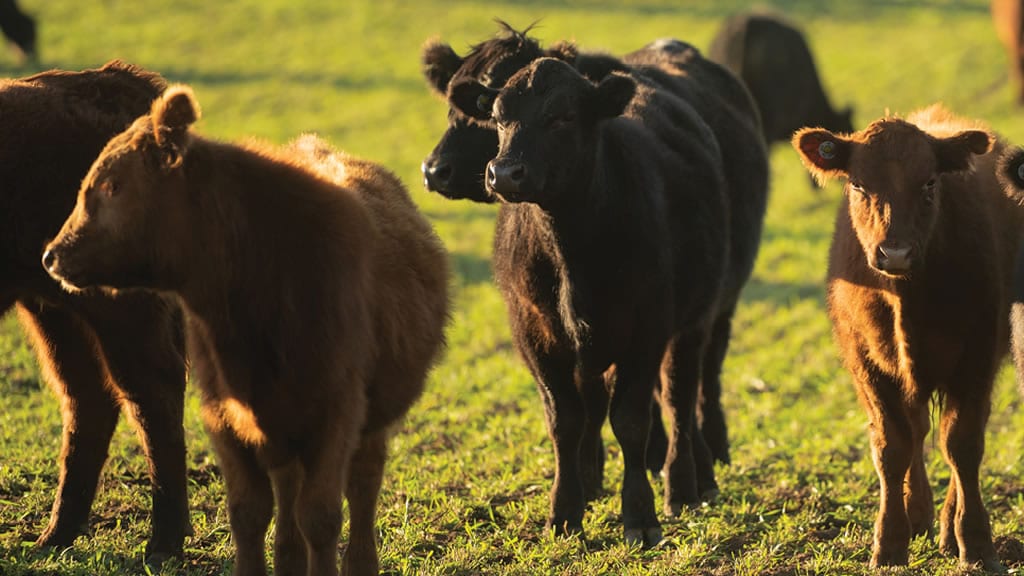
<box><xmin>269</xmin><ymin>461</ymin><xmax>305</xmax><ymax>576</ymax></box>
<box><xmin>661</xmin><ymin>331</ymin><xmax>716</xmax><ymax>516</ymax></box>
<box><xmin>612</xmin><ymin>344</ymin><xmax>663</xmax><ymax>547</ymax></box>
<box><xmin>938</xmin><ymin>395</ymin><xmax>1003</xmax><ymax>573</ymax></box>
<box><xmin>342</xmin><ymin>428</ymin><xmax>389</xmax><ymax>576</ymax></box>
<box><xmin>82</xmin><ymin>293</ymin><xmax>191</xmax><ymax>562</ymax></box>
<box><xmin>580</xmin><ymin>374</ymin><xmax>609</xmax><ymax>502</ymax></box>
<box><xmin>699</xmin><ymin>307</ymin><xmax>734</xmax><ymax>465</ymax></box>
<box><xmin>207</xmin><ymin>426</ymin><xmax>273</xmax><ymax>576</ymax></box>
<box><xmin>16</xmin><ymin>300</ymin><xmax>120</xmax><ymax>549</ymax></box>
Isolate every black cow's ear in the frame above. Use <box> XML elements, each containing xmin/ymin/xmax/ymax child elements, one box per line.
<box><xmin>590</xmin><ymin>73</ymin><xmax>635</xmax><ymax>120</ymax></box>
<box><xmin>932</xmin><ymin>129</ymin><xmax>992</xmax><ymax>174</ymax></box>
<box><xmin>997</xmin><ymin>146</ymin><xmax>1024</xmax><ymax>200</ymax></box>
<box><xmin>449</xmin><ymin>79</ymin><xmax>498</xmax><ymax>121</ymax></box>
<box><xmin>792</xmin><ymin>128</ymin><xmax>852</xmax><ymax>185</ymax></box>
<box><xmin>422</xmin><ymin>40</ymin><xmax>463</xmax><ymax>96</ymax></box>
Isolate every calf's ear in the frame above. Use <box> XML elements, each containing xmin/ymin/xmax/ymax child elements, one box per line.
<box><xmin>151</xmin><ymin>84</ymin><xmax>200</xmax><ymax>170</ymax></box>
<box><xmin>449</xmin><ymin>79</ymin><xmax>498</xmax><ymax>121</ymax></box>
<box><xmin>422</xmin><ymin>41</ymin><xmax>463</xmax><ymax>96</ymax></box>
<box><xmin>590</xmin><ymin>73</ymin><xmax>635</xmax><ymax>120</ymax></box>
<box><xmin>997</xmin><ymin>146</ymin><xmax>1024</xmax><ymax>199</ymax></box>
<box><xmin>932</xmin><ymin>129</ymin><xmax>992</xmax><ymax>173</ymax></box>
<box><xmin>792</xmin><ymin>128</ymin><xmax>852</xmax><ymax>185</ymax></box>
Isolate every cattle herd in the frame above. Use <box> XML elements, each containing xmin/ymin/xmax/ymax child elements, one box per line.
<box><xmin>2</xmin><ymin>9</ymin><xmax>1024</xmax><ymax>576</ymax></box>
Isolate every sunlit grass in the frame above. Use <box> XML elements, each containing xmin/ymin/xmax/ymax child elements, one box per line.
<box><xmin>1</xmin><ymin>0</ymin><xmax>1022</xmax><ymax>574</ymax></box>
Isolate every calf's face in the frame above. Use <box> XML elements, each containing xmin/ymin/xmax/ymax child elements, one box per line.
<box><xmin>793</xmin><ymin>120</ymin><xmax>991</xmax><ymax>277</ymax></box>
<box><xmin>419</xmin><ymin>30</ymin><xmax>573</xmax><ymax>202</ymax></box>
<box><xmin>449</xmin><ymin>58</ymin><xmax>634</xmax><ymax>206</ymax></box>
<box><xmin>43</xmin><ymin>85</ymin><xmax>200</xmax><ymax>292</ymax></box>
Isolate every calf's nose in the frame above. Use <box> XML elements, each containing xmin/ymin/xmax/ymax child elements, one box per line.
<box><xmin>876</xmin><ymin>243</ymin><xmax>913</xmax><ymax>273</ymax></box>
<box><xmin>41</xmin><ymin>248</ymin><xmax>56</xmax><ymax>272</ymax></box>
<box><xmin>422</xmin><ymin>155</ymin><xmax>453</xmax><ymax>193</ymax></box>
<box><xmin>486</xmin><ymin>161</ymin><xmax>526</xmax><ymax>197</ymax></box>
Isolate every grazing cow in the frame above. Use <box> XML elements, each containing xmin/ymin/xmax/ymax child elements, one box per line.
<box><xmin>996</xmin><ymin>147</ymin><xmax>1024</xmax><ymax>392</ymax></box>
<box><xmin>449</xmin><ymin>57</ymin><xmax>734</xmax><ymax>546</ymax></box>
<box><xmin>422</xmin><ymin>23</ymin><xmax>768</xmax><ymax>523</ymax></box>
<box><xmin>43</xmin><ymin>85</ymin><xmax>450</xmax><ymax>576</ymax></box>
<box><xmin>709</xmin><ymin>12</ymin><xmax>853</xmax><ymax>149</ymax></box>
<box><xmin>0</xmin><ymin>61</ymin><xmax>189</xmax><ymax>562</ymax></box>
<box><xmin>0</xmin><ymin>0</ymin><xmax>35</xmax><ymax>62</ymax></box>
<box><xmin>792</xmin><ymin>105</ymin><xmax>1021</xmax><ymax>572</ymax></box>
<box><xmin>992</xmin><ymin>0</ymin><xmax>1024</xmax><ymax>104</ymax></box>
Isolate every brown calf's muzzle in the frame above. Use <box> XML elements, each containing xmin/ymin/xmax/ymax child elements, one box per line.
<box><xmin>872</xmin><ymin>241</ymin><xmax>915</xmax><ymax>276</ymax></box>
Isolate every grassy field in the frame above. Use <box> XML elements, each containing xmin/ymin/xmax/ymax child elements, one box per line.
<box><xmin>2</xmin><ymin>0</ymin><xmax>1024</xmax><ymax>574</ymax></box>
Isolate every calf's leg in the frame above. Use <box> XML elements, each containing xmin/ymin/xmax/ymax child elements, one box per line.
<box><xmin>519</xmin><ymin>345</ymin><xmax>587</xmax><ymax>537</ymax></box>
<box><xmin>207</xmin><ymin>425</ymin><xmax>273</xmax><ymax>576</ymax></box>
<box><xmin>699</xmin><ymin>309</ymin><xmax>734</xmax><ymax>465</ymax></box>
<box><xmin>905</xmin><ymin>403</ymin><xmax>933</xmax><ymax>538</ymax></box>
<box><xmin>938</xmin><ymin>396</ymin><xmax>1002</xmax><ymax>573</ymax></box>
<box><xmin>269</xmin><ymin>461</ymin><xmax>305</xmax><ymax>576</ymax></box>
<box><xmin>342</xmin><ymin>428</ymin><xmax>389</xmax><ymax>576</ymax></box>
<box><xmin>661</xmin><ymin>331</ymin><xmax>716</xmax><ymax>515</ymax></box>
<box><xmin>82</xmin><ymin>294</ymin><xmax>190</xmax><ymax>562</ymax></box>
<box><xmin>860</xmin><ymin>376</ymin><xmax>913</xmax><ymax>567</ymax></box>
<box><xmin>612</xmin><ymin>345</ymin><xmax>663</xmax><ymax>547</ymax></box>
<box><xmin>579</xmin><ymin>373</ymin><xmax>609</xmax><ymax>502</ymax></box>
<box><xmin>16</xmin><ymin>300</ymin><xmax>120</xmax><ymax>549</ymax></box>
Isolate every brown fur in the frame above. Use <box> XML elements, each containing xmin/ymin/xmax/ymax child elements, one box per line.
<box><xmin>1</xmin><ymin>61</ymin><xmax>191</xmax><ymax>562</ymax></box>
<box><xmin>792</xmin><ymin>105</ymin><xmax>1023</xmax><ymax>572</ymax></box>
<box><xmin>44</xmin><ymin>85</ymin><xmax>450</xmax><ymax>576</ymax></box>
<box><xmin>992</xmin><ymin>0</ymin><xmax>1024</xmax><ymax>104</ymax></box>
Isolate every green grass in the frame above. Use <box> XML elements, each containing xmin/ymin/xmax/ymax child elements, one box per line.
<box><xmin>2</xmin><ymin>0</ymin><xmax>1024</xmax><ymax>574</ymax></box>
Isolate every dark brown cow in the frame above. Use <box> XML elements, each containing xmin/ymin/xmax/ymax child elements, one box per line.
<box><xmin>0</xmin><ymin>61</ymin><xmax>189</xmax><ymax>562</ymax></box>
<box><xmin>992</xmin><ymin>0</ymin><xmax>1024</xmax><ymax>104</ymax></box>
<box><xmin>42</xmin><ymin>86</ymin><xmax>450</xmax><ymax>576</ymax></box>
<box><xmin>451</xmin><ymin>57</ymin><xmax>734</xmax><ymax>546</ymax></box>
<box><xmin>793</xmin><ymin>105</ymin><xmax>1021</xmax><ymax>572</ymax></box>
<box><xmin>709</xmin><ymin>12</ymin><xmax>853</xmax><ymax>149</ymax></box>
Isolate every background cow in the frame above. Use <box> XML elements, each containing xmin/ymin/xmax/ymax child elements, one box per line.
<box><xmin>709</xmin><ymin>12</ymin><xmax>853</xmax><ymax>157</ymax></box>
<box><xmin>0</xmin><ymin>61</ymin><xmax>189</xmax><ymax>563</ymax></box>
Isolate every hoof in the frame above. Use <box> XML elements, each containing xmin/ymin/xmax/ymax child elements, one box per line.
<box><xmin>962</xmin><ymin>554</ymin><xmax>1006</xmax><ymax>574</ymax></box>
<box><xmin>624</xmin><ymin>526</ymin><xmax>663</xmax><ymax>549</ymax></box>
<box><xmin>549</xmin><ymin>520</ymin><xmax>585</xmax><ymax>539</ymax></box>
<box><xmin>870</xmin><ymin>547</ymin><xmax>909</xmax><ymax>568</ymax></box>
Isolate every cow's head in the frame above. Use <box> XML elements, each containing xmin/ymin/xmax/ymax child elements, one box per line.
<box><xmin>43</xmin><ymin>84</ymin><xmax>200</xmax><ymax>293</ymax></box>
<box><xmin>449</xmin><ymin>58</ymin><xmax>634</xmax><ymax>207</ymax></box>
<box><xmin>793</xmin><ymin>114</ymin><xmax>991</xmax><ymax>278</ymax></box>
<box><xmin>420</xmin><ymin>21</ymin><xmax>574</xmax><ymax>202</ymax></box>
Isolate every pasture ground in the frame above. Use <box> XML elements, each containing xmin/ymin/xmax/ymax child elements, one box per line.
<box><xmin>1</xmin><ymin>1</ymin><xmax>1023</xmax><ymax>574</ymax></box>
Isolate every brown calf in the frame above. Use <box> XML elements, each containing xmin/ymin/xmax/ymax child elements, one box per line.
<box><xmin>43</xmin><ymin>86</ymin><xmax>450</xmax><ymax>576</ymax></box>
<box><xmin>793</xmin><ymin>105</ymin><xmax>1021</xmax><ymax>572</ymax></box>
